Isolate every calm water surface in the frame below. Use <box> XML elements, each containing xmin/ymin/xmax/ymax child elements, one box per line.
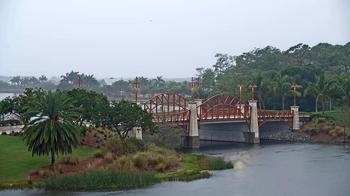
<box><xmin>2</xmin><ymin>143</ymin><xmax>350</xmax><ymax>196</ymax></box>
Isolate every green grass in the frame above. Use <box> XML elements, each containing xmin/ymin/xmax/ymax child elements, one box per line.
<box><xmin>38</xmin><ymin>170</ymin><xmax>160</xmax><ymax>191</ymax></box>
<box><xmin>160</xmin><ymin>154</ymin><xmax>233</xmax><ymax>181</ymax></box>
<box><xmin>310</xmin><ymin>111</ymin><xmax>350</xmax><ymax>133</ymax></box>
<box><xmin>0</xmin><ymin>135</ymin><xmax>97</xmax><ymax>183</ymax></box>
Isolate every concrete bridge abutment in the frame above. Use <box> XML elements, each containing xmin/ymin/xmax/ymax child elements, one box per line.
<box><xmin>290</xmin><ymin>106</ymin><xmax>300</xmax><ymax>131</ymax></box>
<box><xmin>243</xmin><ymin>100</ymin><xmax>260</xmax><ymax>144</ymax></box>
<box><xmin>183</xmin><ymin>101</ymin><xmax>200</xmax><ymax>148</ymax></box>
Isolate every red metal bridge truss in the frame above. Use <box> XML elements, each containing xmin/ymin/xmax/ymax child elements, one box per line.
<box><xmin>142</xmin><ymin>93</ymin><xmax>307</xmax><ymax>131</ymax></box>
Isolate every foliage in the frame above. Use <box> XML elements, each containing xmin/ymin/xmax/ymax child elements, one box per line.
<box><xmin>160</xmin><ymin>154</ymin><xmax>233</xmax><ymax>181</ymax></box>
<box><xmin>108</xmin><ymin>144</ymin><xmax>179</xmax><ymax>173</ymax></box>
<box><xmin>38</xmin><ymin>170</ymin><xmax>160</xmax><ymax>191</ymax></box>
<box><xmin>23</xmin><ymin>91</ymin><xmax>82</xmax><ymax>166</ymax></box>
<box><xmin>65</xmin><ymin>88</ymin><xmax>109</xmax><ymax>127</ymax></box>
<box><xmin>143</xmin><ymin>126</ymin><xmax>183</xmax><ymax>149</ymax></box>
<box><xmin>102</xmin><ymin>100</ymin><xmax>155</xmax><ymax>139</ymax></box>
<box><xmin>58</xmin><ymin>71</ymin><xmax>100</xmax><ymax>90</ymax></box>
<box><xmin>103</xmin><ymin>137</ymin><xmax>144</xmax><ymax>156</ymax></box>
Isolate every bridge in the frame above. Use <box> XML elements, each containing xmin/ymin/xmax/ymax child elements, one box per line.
<box><xmin>142</xmin><ymin>93</ymin><xmax>309</xmax><ymax>148</ymax></box>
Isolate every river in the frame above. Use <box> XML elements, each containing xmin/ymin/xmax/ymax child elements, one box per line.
<box><xmin>1</xmin><ymin>143</ymin><xmax>350</xmax><ymax>196</ymax></box>
<box><xmin>0</xmin><ymin>93</ymin><xmax>15</xmax><ymax>101</ymax></box>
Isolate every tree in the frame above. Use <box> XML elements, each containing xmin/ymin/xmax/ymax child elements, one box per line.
<box><xmin>271</xmin><ymin>72</ymin><xmax>291</xmax><ymax>110</ymax></box>
<box><xmin>0</xmin><ymin>97</ymin><xmax>14</xmax><ymax>121</ymax></box>
<box><xmin>103</xmin><ymin>100</ymin><xmax>154</xmax><ymax>140</ymax></box>
<box><xmin>212</xmin><ymin>53</ymin><xmax>234</xmax><ymax>74</ymax></box>
<box><xmin>66</xmin><ymin>89</ymin><xmax>109</xmax><ymax>127</ymax></box>
<box><xmin>10</xmin><ymin>76</ymin><xmax>21</xmax><ymax>86</ymax></box>
<box><xmin>39</xmin><ymin>75</ymin><xmax>48</xmax><ymax>82</ymax></box>
<box><xmin>304</xmin><ymin>72</ymin><xmax>335</xmax><ymax>112</ymax></box>
<box><xmin>23</xmin><ymin>91</ymin><xmax>81</xmax><ymax>167</ymax></box>
<box><xmin>12</xmin><ymin>88</ymin><xmax>44</xmax><ymax>124</ymax></box>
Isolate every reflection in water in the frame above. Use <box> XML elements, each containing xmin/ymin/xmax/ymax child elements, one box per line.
<box><xmin>2</xmin><ymin>143</ymin><xmax>350</xmax><ymax>196</ymax></box>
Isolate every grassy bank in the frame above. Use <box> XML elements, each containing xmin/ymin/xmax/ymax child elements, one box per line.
<box><xmin>38</xmin><ymin>171</ymin><xmax>160</xmax><ymax>191</ymax></box>
<box><xmin>0</xmin><ymin>136</ymin><xmax>97</xmax><ymax>184</ymax></box>
<box><xmin>301</xmin><ymin>111</ymin><xmax>350</xmax><ymax>143</ymax></box>
<box><xmin>38</xmin><ymin>153</ymin><xmax>233</xmax><ymax>191</ymax></box>
<box><xmin>0</xmin><ymin>135</ymin><xmax>233</xmax><ymax>191</ymax></box>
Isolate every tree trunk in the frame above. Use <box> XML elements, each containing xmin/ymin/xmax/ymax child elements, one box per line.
<box><xmin>51</xmin><ymin>149</ymin><xmax>56</xmax><ymax>168</ymax></box>
<box><xmin>282</xmin><ymin>96</ymin><xmax>285</xmax><ymax>110</ymax></box>
<box><xmin>329</xmin><ymin>98</ymin><xmax>332</xmax><ymax>111</ymax></box>
<box><xmin>315</xmin><ymin>97</ymin><xmax>318</xmax><ymax>112</ymax></box>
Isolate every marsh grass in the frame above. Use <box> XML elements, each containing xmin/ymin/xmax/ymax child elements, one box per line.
<box><xmin>160</xmin><ymin>154</ymin><xmax>233</xmax><ymax>181</ymax></box>
<box><xmin>38</xmin><ymin>170</ymin><xmax>160</xmax><ymax>191</ymax></box>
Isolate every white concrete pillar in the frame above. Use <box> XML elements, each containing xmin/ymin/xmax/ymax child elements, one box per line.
<box><xmin>132</xmin><ymin>127</ymin><xmax>142</xmax><ymax>140</ymax></box>
<box><xmin>290</xmin><ymin>106</ymin><xmax>300</xmax><ymax>131</ymax></box>
<box><xmin>194</xmin><ymin>99</ymin><xmax>202</xmax><ymax>116</ymax></box>
<box><xmin>188</xmin><ymin>102</ymin><xmax>199</xmax><ymax>137</ymax></box>
<box><xmin>248</xmin><ymin>100</ymin><xmax>259</xmax><ymax>143</ymax></box>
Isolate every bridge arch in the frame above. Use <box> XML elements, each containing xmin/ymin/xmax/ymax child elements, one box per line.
<box><xmin>198</xmin><ymin>93</ymin><xmax>249</xmax><ymax>120</ymax></box>
<box><xmin>142</xmin><ymin>93</ymin><xmax>189</xmax><ymax>123</ymax></box>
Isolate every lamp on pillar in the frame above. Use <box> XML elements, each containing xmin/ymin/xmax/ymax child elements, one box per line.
<box><xmin>243</xmin><ymin>80</ymin><xmax>260</xmax><ymax>144</ymax></box>
<box><xmin>132</xmin><ymin>77</ymin><xmax>140</xmax><ymax>103</ymax></box>
<box><xmin>290</xmin><ymin>81</ymin><xmax>302</xmax><ymax>131</ymax></box>
<box><xmin>249</xmin><ymin>81</ymin><xmax>257</xmax><ymax>100</ymax></box>
<box><xmin>76</xmin><ymin>75</ymin><xmax>82</xmax><ymax>89</ymax></box>
<box><xmin>190</xmin><ymin>77</ymin><xmax>200</xmax><ymax>99</ymax></box>
<box><xmin>237</xmin><ymin>80</ymin><xmax>243</xmax><ymax>111</ymax></box>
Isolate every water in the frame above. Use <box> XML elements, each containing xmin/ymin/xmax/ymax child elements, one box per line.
<box><xmin>2</xmin><ymin>143</ymin><xmax>350</xmax><ymax>196</ymax></box>
<box><xmin>0</xmin><ymin>93</ymin><xmax>15</xmax><ymax>101</ymax></box>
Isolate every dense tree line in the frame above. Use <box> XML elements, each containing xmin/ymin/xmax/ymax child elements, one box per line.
<box><xmin>2</xmin><ymin>42</ymin><xmax>349</xmax><ymax>112</ymax></box>
<box><xmin>196</xmin><ymin>42</ymin><xmax>350</xmax><ymax>112</ymax></box>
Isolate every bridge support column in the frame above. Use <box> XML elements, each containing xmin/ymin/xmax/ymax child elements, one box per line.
<box><xmin>244</xmin><ymin>100</ymin><xmax>260</xmax><ymax>144</ymax></box>
<box><xmin>290</xmin><ymin>106</ymin><xmax>300</xmax><ymax>131</ymax></box>
<box><xmin>183</xmin><ymin>102</ymin><xmax>200</xmax><ymax>148</ymax></box>
<box><xmin>131</xmin><ymin>127</ymin><xmax>142</xmax><ymax>140</ymax></box>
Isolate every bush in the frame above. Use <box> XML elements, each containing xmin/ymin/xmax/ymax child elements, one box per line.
<box><xmin>109</xmin><ymin>144</ymin><xmax>180</xmax><ymax>172</ymax></box>
<box><xmin>143</xmin><ymin>126</ymin><xmax>183</xmax><ymax>149</ymax></box>
<box><xmin>103</xmin><ymin>137</ymin><xmax>144</xmax><ymax>156</ymax></box>
<box><xmin>62</xmin><ymin>156</ymin><xmax>80</xmax><ymax>165</ymax></box>
<box><xmin>39</xmin><ymin>170</ymin><xmax>160</xmax><ymax>191</ymax></box>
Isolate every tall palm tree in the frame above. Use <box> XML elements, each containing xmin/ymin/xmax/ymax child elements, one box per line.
<box><xmin>23</xmin><ymin>91</ymin><xmax>81</xmax><ymax>167</ymax></box>
<box><xmin>304</xmin><ymin>72</ymin><xmax>335</xmax><ymax>112</ymax></box>
<box><xmin>271</xmin><ymin>73</ymin><xmax>291</xmax><ymax>110</ymax></box>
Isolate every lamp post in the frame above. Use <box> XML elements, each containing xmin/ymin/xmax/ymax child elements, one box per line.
<box><xmin>132</xmin><ymin>77</ymin><xmax>140</xmax><ymax>103</ymax></box>
<box><xmin>291</xmin><ymin>81</ymin><xmax>301</xmax><ymax>106</ymax></box>
<box><xmin>237</xmin><ymin>80</ymin><xmax>243</xmax><ymax>111</ymax></box>
<box><xmin>76</xmin><ymin>75</ymin><xmax>82</xmax><ymax>89</ymax></box>
<box><xmin>249</xmin><ymin>81</ymin><xmax>257</xmax><ymax>100</ymax></box>
<box><xmin>190</xmin><ymin>77</ymin><xmax>200</xmax><ymax>99</ymax></box>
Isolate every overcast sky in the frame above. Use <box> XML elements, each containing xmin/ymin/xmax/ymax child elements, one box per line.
<box><xmin>0</xmin><ymin>0</ymin><xmax>349</xmax><ymax>79</ymax></box>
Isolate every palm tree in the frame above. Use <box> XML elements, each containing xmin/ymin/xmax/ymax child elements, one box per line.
<box><xmin>23</xmin><ymin>91</ymin><xmax>81</xmax><ymax>167</ymax></box>
<box><xmin>271</xmin><ymin>73</ymin><xmax>291</xmax><ymax>110</ymax></box>
<box><xmin>304</xmin><ymin>72</ymin><xmax>335</xmax><ymax>112</ymax></box>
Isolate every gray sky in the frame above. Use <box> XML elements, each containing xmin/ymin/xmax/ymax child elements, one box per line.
<box><xmin>0</xmin><ymin>0</ymin><xmax>349</xmax><ymax>79</ymax></box>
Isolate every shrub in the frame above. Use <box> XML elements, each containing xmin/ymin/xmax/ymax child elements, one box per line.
<box><xmin>93</xmin><ymin>151</ymin><xmax>104</xmax><ymax>158</ymax></box>
<box><xmin>104</xmin><ymin>152</ymin><xmax>114</xmax><ymax>163</ymax></box>
<box><xmin>62</xmin><ymin>156</ymin><xmax>80</xmax><ymax>165</ymax></box>
<box><xmin>143</xmin><ymin>126</ymin><xmax>183</xmax><ymax>149</ymax></box>
<box><xmin>103</xmin><ymin>137</ymin><xmax>144</xmax><ymax>156</ymax></box>
<box><xmin>109</xmin><ymin>144</ymin><xmax>180</xmax><ymax>172</ymax></box>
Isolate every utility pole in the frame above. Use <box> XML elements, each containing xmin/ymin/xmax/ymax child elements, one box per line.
<box><xmin>132</xmin><ymin>77</ymin><xmax>140</xmax><ymax>103</ymax></box>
